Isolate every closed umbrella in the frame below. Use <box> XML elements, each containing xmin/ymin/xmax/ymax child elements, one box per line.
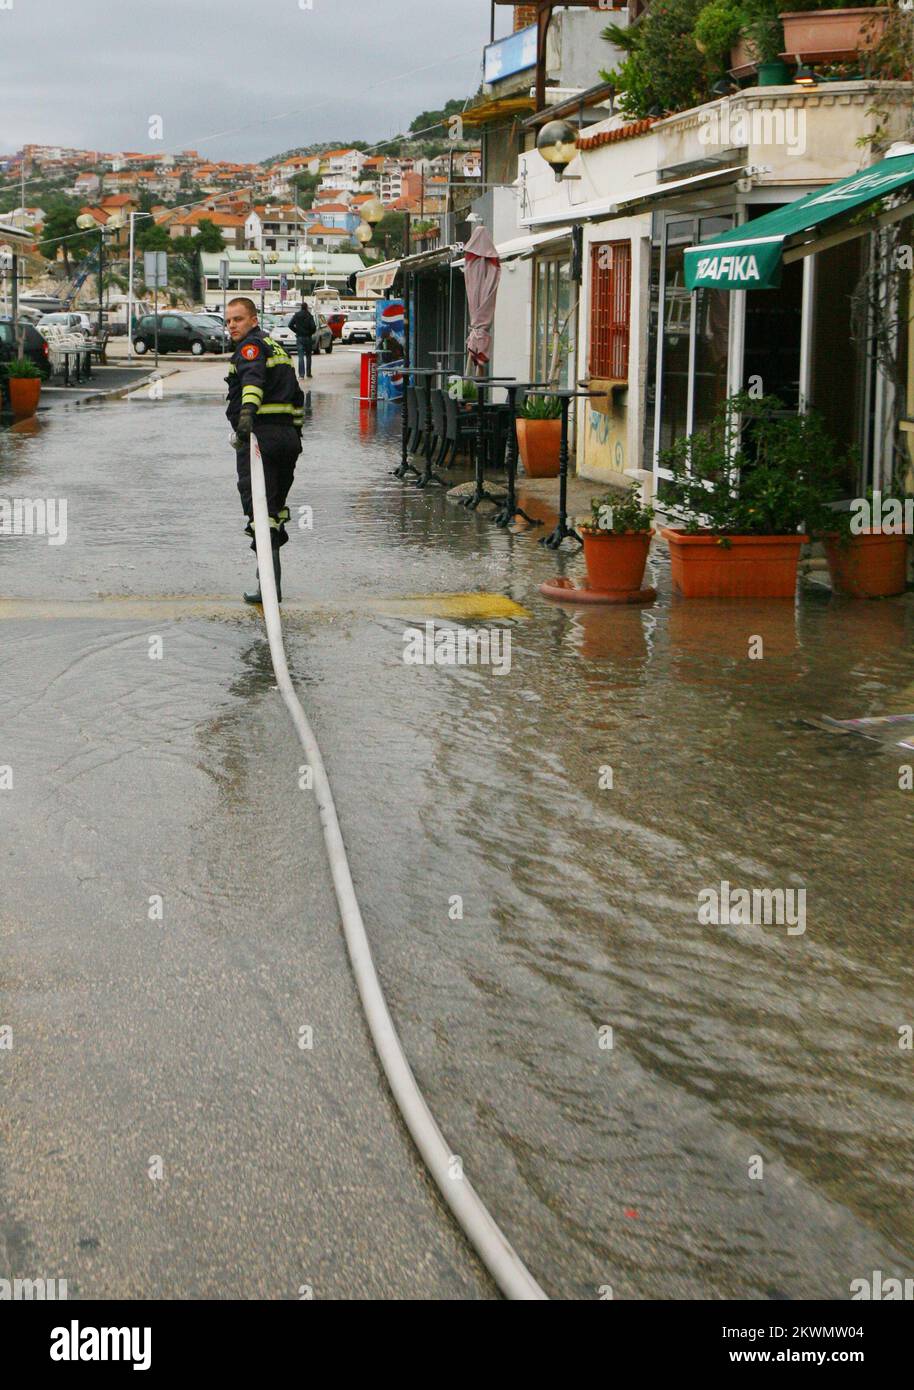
<box><xmin>464</xmin><ymin>226</ymin><xmax>501</xmax><ymax>375</ymax></box>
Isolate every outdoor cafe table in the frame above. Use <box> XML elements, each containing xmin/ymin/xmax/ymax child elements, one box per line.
<box><xmin>492</xmin><ymin>380</ymin><xmax>554</xmax><ymax>530</ymax></box>
<box><xmin>57</xmin><ymin>343</ymin><xmax>99</xmax><ymax>387</ymax></box>
<box><xmin>524</xmin><ymin>387</ymin><xmax>608</xmax><ymax>549</ymax></box>
<box><xmin>457</xmin><ymin>375</ymin><xmax>521</xmax><ymax>511</ymax></box>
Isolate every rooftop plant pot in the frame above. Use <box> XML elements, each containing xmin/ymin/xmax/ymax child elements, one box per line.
<box><xmin>758</xmin><ymin>59</ymin><xmax>791</xmax><ymax>84</ymax></box>
<box><xmin>8</xmin><ymin>376</ymin><xmax>41</xmax><ymax>419</ymax></box>
<box><xmin>823</xmin><ymin>530</ymin><xmax>908</xmax><ymax>597</ymax></box>
<box><xmin>779</xmin><ymin>8</ymin><xmax>888</xmax><ymax>64</ymax></box>
<box><xmin>662</xmin><ymin>529</ymin><xmax>808</xmax><ymax>598</ymax></box>
<box><xmin>730</xmin><ymin>35</ymin><xmax>760</xmax><ymax>78</ymax></box>
<box><xmin>516</xmin><ymin>417</ymin><xmax>561</xmax><ymax>478</ymax></box>
<box><xmin>581</xmin><ymin>528</ymin><xmax>653</xmax><ymax>594</ymax></box>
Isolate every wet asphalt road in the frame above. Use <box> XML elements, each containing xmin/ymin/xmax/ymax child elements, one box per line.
<box><xmin>0</xmin><ymin>359</ymin><xmax>495</xmax><ymax>1300</ymax></box>
<box><xmin>2</xmin><ymin>351</ymin><xmax>914</xmax><ymax>1300</ymax></box>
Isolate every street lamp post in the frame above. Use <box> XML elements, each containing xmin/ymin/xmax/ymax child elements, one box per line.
<box><xmin>127</xmin><ymin>210</ymin><xmax>154</xmax><ymax>357</ymax></box>
<box><xmin>249</xmin><ymin>247</ymin><xmax>279</xmax><ymax>320</ymax></box>
<box><xmin>77</xmin><ymin>211</ymin><xmax>125</xmax><ymax>338</ymax></box>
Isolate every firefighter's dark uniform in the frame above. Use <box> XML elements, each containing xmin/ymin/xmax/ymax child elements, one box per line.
<box><xmin>226</xmin><ymin>325</ymin><xmax>304</xmax><ymax>578</ymax></box>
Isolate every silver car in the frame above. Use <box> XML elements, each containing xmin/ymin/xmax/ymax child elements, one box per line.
<box><xmin>265</xmin><ymin>313</ymin><xmax>334</xmax><ymax>354</ymax></box>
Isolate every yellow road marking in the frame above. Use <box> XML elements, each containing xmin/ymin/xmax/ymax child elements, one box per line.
<box><xmin>0</xmin><ymin>592</ymin><xmax>530</xmax><ymax>623</ymax></box>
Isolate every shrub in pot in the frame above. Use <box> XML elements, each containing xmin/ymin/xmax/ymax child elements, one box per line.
<box><xmin>580</xmin><ymin>483</ymin><xmax>655</xmax><ymax>592</ymax></box>
<box><xmin>658</xmin><ymin>392</ymin><xmax>847</xmax><ymax>598</ymax></box>
<box><xmin>3</xmin><ymin>357</ymin><xmax>42</xmax><ymax>419</ymax></box>
<box><xmin>815</xmin><ymin>486</ymin><xmax>910</xmax><ymax>597</ymax></box>
<box><xmin>516</xmin><ymin>393</ymin><xmax>563</xmax><ymax>479</ymax></box>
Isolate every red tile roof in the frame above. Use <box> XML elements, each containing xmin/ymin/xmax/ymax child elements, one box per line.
<box><xmin>576</xmin><ymin>118</ymin><xmax>658</xmax><ymax>151</ymax></box>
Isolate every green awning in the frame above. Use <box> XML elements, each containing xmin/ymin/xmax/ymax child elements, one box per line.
<box><xmin>684</xmin><ymin>151</ymin><xmax>914</xmax><ymax>291</ymax></box>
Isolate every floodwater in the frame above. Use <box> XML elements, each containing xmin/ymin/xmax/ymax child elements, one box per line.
<box><xmin>1</xmin><ymin>381</ymin><xmax>913</xmax><ymax>1299</ymax></box>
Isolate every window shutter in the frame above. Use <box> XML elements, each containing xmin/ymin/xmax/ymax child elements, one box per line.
<box><xmin>590</xmin><ymin>241</ymin><xmax>631</xmax><ymax>381</ymax></box>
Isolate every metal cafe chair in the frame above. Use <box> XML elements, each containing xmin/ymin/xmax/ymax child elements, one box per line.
<box><xmin>443</xmin><ymin>388</ymin><xmax>477</xmax><ymax>470</ymax></box>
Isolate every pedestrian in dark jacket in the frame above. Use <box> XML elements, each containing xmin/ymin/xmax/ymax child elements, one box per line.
<box><xmin>288</xmin><ymin>301</ymin><xmax>316</xmax><ymax>378</ymax></box>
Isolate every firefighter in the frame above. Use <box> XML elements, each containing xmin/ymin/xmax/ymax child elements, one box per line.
<box><xmin>225</xmin><ymin>296</ymin><xmax>304</xmax><ymax>604</ymax></box>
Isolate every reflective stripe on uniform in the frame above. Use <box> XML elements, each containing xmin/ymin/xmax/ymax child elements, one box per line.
<box><xmin>257</xmin><ymin>402</ymin><xmax>296</xmax><ymax>415</ymax></box>
<box><xmin>264</xmin><ymin>338</ymin><xmax>292</xmax><ymax>368</ymax></box>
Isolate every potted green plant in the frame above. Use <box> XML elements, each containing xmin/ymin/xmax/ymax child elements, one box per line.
<box><xmin>720</xmin><ymin>1</ymin><xmax>789</xmax><ymax>81</ymax></box>
<box><xmin>3</xmin><ymin>356</ymin><xmax>42</xmax><ymax>419</ymax></box>
<box><xmin>696</xmin><ymin>0</ymin><xmax>752</xmax><ymax>70</ymax></box>
<box><xmin>516</xmin><ymin>394</ymin><xmax>563</xmax><ymax>478</ymax></box>
<box><xmin>746</xmin><ymin>12</ymin><xmax>790</xmax><ymax>80</ymax></box>
<box><xmin>814</xmin><ymin>484</ymin><xmax>910</xmax><ymax>597</ymax></box>
<box><xmin>580</xmin><ymin>483</ymin><xmax>655</xmax><ymax>592</ymax></box>
<box><xmin>659</xmin><ymin>393</ymin><xmax>845</xmax><ymax>598</ymax></box>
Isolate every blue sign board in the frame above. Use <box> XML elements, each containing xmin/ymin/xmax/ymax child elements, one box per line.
<box><xmin>483</xmin><ymin>24</ymin><xmax>537</xmax><ymax>85</ymax></box>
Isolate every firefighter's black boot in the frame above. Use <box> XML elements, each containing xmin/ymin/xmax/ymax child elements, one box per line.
<box><xmin>243</xmin><ymin>547</ymin><xmax>282</xmax><ymax>605</ymax></box>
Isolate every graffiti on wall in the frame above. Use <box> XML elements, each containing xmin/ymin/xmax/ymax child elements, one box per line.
<box><xmin>586</xmin><ymin>407</ymin><xmax>626</xmax><ymax>476</ymax></box>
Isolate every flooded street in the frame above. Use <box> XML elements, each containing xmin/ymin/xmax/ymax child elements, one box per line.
<box><xmin>2</xmin><ymin>360</ymin><xmax>913</xmax><ymax>1299</ymax></box>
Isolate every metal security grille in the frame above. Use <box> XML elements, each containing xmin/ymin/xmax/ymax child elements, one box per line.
<box><xmin>590</xmin><ymin>240</ymin><xmax>631</xmax><ymax>380</ymax></box>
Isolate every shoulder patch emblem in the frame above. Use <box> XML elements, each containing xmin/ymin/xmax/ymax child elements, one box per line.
<box><xmin>241</xmin><ymin>344</ymin><xmax>260</xmax><ymax>360</ymax></box>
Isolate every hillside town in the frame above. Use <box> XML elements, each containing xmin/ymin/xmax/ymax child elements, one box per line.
<box><xmin>1</xmin><ymin>137</ymin><xmax>481</xmax><ymax>322</ymax></box>
<box><xmin>2</xmin><ymin>0</ymin><xmax>914</xmax><ymax>1339</ymax></box>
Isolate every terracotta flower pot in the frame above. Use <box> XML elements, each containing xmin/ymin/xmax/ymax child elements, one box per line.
<box><xmin>662</xmin><ymin>529</ymin><xmax>808</xmax><ymax>598</ymax></box>
<box><xmin>581</xmin><ymin>528</ymin><xmax>652</xmax><ymax>593</ymax></box>
<box><xmin>516</xmin><ymin>417</ymin><xmax>561</xmax><ymax>478</ymax></box>
<box><xmin>730</xmin><ymin>35</ymin><xmax>760</xmax><ymax>77</ymax></box>
<box><xmin>823</xmin><ymin>530</ymin><xmax>908</xmax><ymax>598</ymax></box>
<box><xmin>779</xmin><ymin>8</ymin><xmax>888</xmax><ymax>63</ymax></box>
<box><xmin>8</xmin><ymin>377</ymin><xmax>41</xmax><ymax>419</ymax></box>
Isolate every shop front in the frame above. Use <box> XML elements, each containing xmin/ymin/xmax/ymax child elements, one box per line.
<box><xmin>671</xmin><ymin>147</ymin><xmax>914</xmax><ymax>494</ymax></box>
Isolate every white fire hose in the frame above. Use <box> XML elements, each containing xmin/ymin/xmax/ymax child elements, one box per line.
<box><xmin>249</xmin><ymin>437</ymin><xmax>547</xmax><ymax>1300</ymax></box>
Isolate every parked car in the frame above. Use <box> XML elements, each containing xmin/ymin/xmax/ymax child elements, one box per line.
<box><xmin>132</xmin><ymin>313</ymin><xmax>228</xmax><ymax>355</ymax></box>
<box><xmin>0</xmin><ymin>316</ymin><xmax>51</xmax><ymax>379</ymax></box>
<box><xmin>264</xmin><ymin>313</ymin><xmax>334</xmax><ymax>355</ymax></box>
<box><xmin>341</xmin><ymin>313</ymin><xmax>376</xmax><ymax>344</ymax></box>
<box><xmin>38</xmin><ymin>311</ymin><xmax>92</xmax><ymax>338</ymax></box>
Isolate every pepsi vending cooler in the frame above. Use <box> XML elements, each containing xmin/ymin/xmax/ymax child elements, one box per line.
<box><xmin>376</xmin><ymin>299</ymin><xmax>405</xmax><ymax>401</ymax></box>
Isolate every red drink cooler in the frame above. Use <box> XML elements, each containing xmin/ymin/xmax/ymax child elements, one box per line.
<box><xmin>359</xmin><ymin>350</ymin><xmax>378</xmax><ymax>405</ymax></box>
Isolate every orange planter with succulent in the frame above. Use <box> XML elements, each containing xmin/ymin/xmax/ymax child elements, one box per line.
<box><xmin>580</xmin><ymin>484</ymin><xmax>655</xmax><ymax>594</ymax></box>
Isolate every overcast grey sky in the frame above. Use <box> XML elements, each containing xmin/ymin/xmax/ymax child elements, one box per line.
<box><xmin>0</xmin><ymin>0</ymin><xmax>505</xmax><ymax>161</ymax></box>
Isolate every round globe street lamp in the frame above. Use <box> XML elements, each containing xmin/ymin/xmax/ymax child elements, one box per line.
<box><xmin>355</xmin><ymin>222</ymin><xmax>374</xmax><ymax>246</ymax></box>
<box><xmin>360</xmin><ymin>197</ymin><xmax>385</xmax><ymax>228</ymax></box>
<box><xmin>536</xmin><ymin>119</ymin><xmax>579</xmax><ymax>182</ymax></box>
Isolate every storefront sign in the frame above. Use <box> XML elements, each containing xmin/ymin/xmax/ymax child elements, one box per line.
<box><xmin>483</xmin><ymin>25</ymin><xmax>537</xmax><ymax>84</ymax></box>
<box><xmin>687</xmin><ymin>240</ymin><xmax>783</xmax><ymax>290</ymax></box>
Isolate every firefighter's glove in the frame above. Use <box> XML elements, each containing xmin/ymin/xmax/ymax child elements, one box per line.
<box><xmin>234</xmin><ymin>407</ymin><xmax>255</xmax><ymax>449</ymax></box>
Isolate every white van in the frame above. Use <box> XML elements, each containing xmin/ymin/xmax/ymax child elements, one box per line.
<box><xmin>39</xmin><ymin>311</ymin><xmax>92</xmax><ymax>338</ymax></box>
